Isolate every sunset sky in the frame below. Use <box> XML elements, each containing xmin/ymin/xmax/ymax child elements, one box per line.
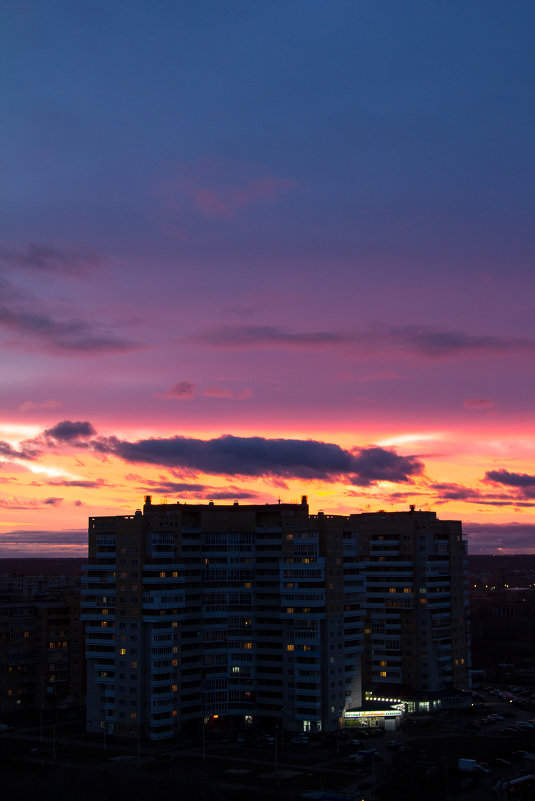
<box><xmin>1</xmin><ymin>1</ymin><xmax>534</xmax><ymax>556</ymax></box>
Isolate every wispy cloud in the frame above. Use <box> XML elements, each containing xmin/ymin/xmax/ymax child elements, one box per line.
<box><xmin>0</xmin><ymin>306</ymin><xmax>140</xmax><ymax>355</ymax></box>
<box><xmin>202</xmin><ymin>386</ymin><xmax>252</xmax><ymax>400</ymax></box>
<box><xmin>19</xmin><ymin>399</ymin><xmax>61</xmax><ymax>413</ymax></box>
<box><xmin>0</xmin><ymin>495</ymin><xmax>65</xmax><ymax>510</ymax></box>
<box><xmin>0</xmin><ymin>243</ymin><xmax>100</xmax><ymax>276</ymax></box>
<box><xmin>431</xmin><ymin>481</ymin><xmax>535</xmax><ymax>507</ymax></box>
<box><xmin>42</xmin><ymin>478</ymin><xmax>107</xmax><ymax>489</ymax></box>
<box><xmin>464</xmin><ymin>398</ymin><xmax>496</xmax><ymax>410</ymax></box>
<box><xmin>188</xmin><ymin>324</ymin><xmax>534</xmax><ymax>360</ymax></box>
<box><xmin>156</xmin><ymin>382</ymin><xmax>252</xmax><ymax>401</ymax></box>
<box><xmin>0</xmin><ymin>440</ymin><xmax>39</xmax><ymax>461</ymax></box>
<box><xmin>154</xmin><ymin>160</ymin><xmax>297</xmax><ymax>231</ymax></box>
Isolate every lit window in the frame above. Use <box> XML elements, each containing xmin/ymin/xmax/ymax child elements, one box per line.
<box><xmin>160</xmin><ymin>572</ymin><xmax>166</xmax><ymax>578</ymax></box>
<box><xmin>389</xmin><ymin>588</ymin><xmax>396</xmax><ymax>593</ymax></box>
<box><xmin>286</xmin><ymin>644</ymin><xmax>295</xmax><ymax>652</ymax></box>
<box><xmin>119</xmin><ymin>648</ymin><xmax>126</xmax><ymax>655</ymax></box>
<box><xmin>172</xmin><ymin>685</ymin><xmax>178</xmax><ymax>692</ymax></box>
<box><xmin>172</xmin><ymin>659</ymin><xmax>178</xmax><ymax>666</ymax></box>
<box><xmin>130</xmin><ymin>713</ymin><xmax>137</xmax><ymax>720</ymax></box>
<box><xmin>286</xmin><ymin>608</ymin><xmax>294</xmax><ymax>614</ymax></box>
<box><xmin>380</xmin><ymin>661</ymin><xmax>387</xmax><ymax>667</ymax></box>
<box><xmin>380</xmin><ymin>671</ymin><xmax>387</xmax><ymax>677</ymax></box>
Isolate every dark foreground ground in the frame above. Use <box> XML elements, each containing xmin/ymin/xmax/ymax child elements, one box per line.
<box><xmin>3</xmin><ymin>689</ymin><xmax>535</xmax><ymax>801</ymax></box>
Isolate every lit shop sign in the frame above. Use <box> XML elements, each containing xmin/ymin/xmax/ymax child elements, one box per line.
<box><xmin>345</xmin><ymin>710</ymin><xmax>399</xmax><ymax>718</ymax></box>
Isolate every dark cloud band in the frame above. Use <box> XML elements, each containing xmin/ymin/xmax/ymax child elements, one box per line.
<box><xmin>92</xmin><ymin>432</ymin><xmax>423</xmax><ymax>485</ymax></box>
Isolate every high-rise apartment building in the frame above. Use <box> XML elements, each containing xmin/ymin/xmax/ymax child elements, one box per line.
<box><xmin>82</xmin><ymin>497</ymin><xmax>364</xmax><ymax>740</ymax></box>
<box><xmin>81</xmin><ymin>498</ymin><xmax>469</xmax><ymax>740</ymax></box>
<box><xmin>352</xmin><ymin>507</ymin><xmax>470</xmax><ymax>710</ymax></box>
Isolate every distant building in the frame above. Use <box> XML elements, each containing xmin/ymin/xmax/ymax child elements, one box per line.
<box><xmin>0</xmin><ymin>584</ymin><xmax>84</xmax><ymax>713</ymax></box>
<box><xmin>82</xmin><ymin>498</ymin><xmax>470</xmax><ymax>741</ymax></box>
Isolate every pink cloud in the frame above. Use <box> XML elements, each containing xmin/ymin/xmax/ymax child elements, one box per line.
<box><xmin>202</xmin><ymin>386</ymin><xmax>252</xmax><ymax>400</ymax></box>
<box><xmin>19</xmin><ymin>399</ymin><xmax>61</xmax><ymax>412</ymax></box>
<box><xmin>153</xmin><ymin>159</ymin><xmax>297</xmax><ymax>226</ymax></box>
<box><xmin>464</xmin><ymin>398</ymin><xmax>496</xmax><ymax>410</ymax></box>
<box><xmin>193</xmin><ymin>176</ymin><xmax>296</xmax><ymax>220</ymax></box>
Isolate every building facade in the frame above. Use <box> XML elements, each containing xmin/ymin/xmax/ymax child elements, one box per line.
<box><xmin>352</xmin><ymin>507</ymin><xmax>470</xmax><ymax>711</ymax></box>
<box><xmin>82</xmin><ymin>498</ymin><xmax>469</xmax><ymax>740</ymax></box>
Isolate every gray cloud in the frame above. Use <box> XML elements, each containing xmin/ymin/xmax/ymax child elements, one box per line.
<box><xmin>0</xmin><ymin>243</ymin><xmax>99</xmax><ymax>275</ymax></box>
<box><xmin>0</xmin><ymin>306</ymin><xmax>139</xmax><ymax>355</ymax></box>
<box><xmin>44</xmin><ymin>497</ymin><xmax>63</xmax><ymax>506</ymax></box>
<box><xmin>0</xmin><ymin>440</ymin><xmax>39</xmax><ymax>461</ymax></box>
<box><xmin>484</xmin><ymin>469</ymin><xmax>535</xmax><ymax>500</ymax></box>
<box><xmin>92</xmin><ymin>433</ymin><xmax>423</xmax><ymax>485</ymax></box>
<box><xmin>431</xmin><ymin>481</ymin><xmax>535</xmax><ymax>507</ymax></box>
<box><xmin>348</xmin><ymin>447</ymin><xmax>422</xmax><ymax>487</ymax></box>
<box><xmin>45</xmin><ymin>420</ymin><xmax>96</xmax><ymax>442</ymax></box>
<box><xmin>485</xmin><ymin>469</ymin><xmax>535</xmax><ymax>489</ymax></box>
<box><xmin>188</xmin><ymin>324</ymin><xmax>534</xmax><ymax>359</ymax></box>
